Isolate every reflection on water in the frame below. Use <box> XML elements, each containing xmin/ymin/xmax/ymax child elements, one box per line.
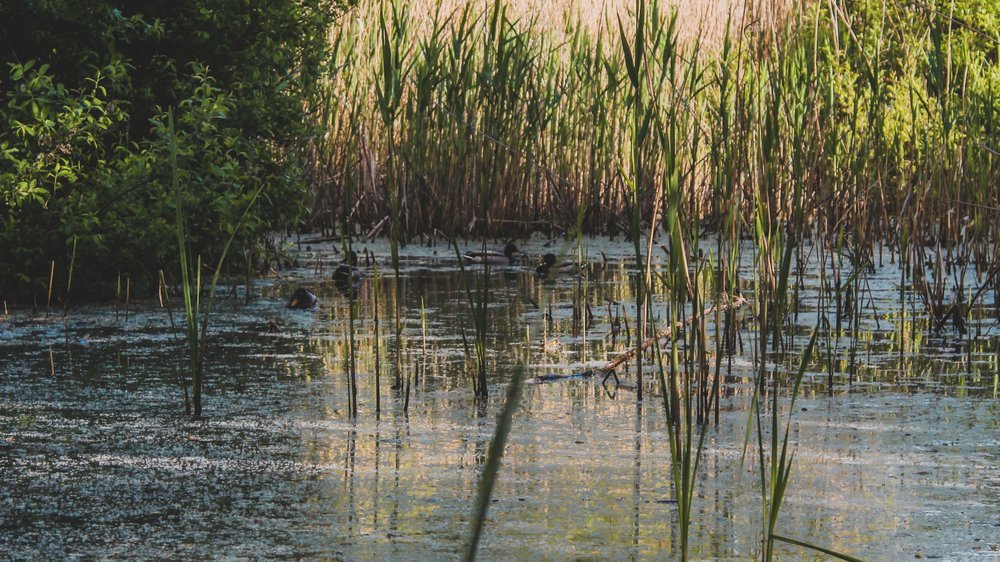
<box><xmin>1</xmin><ymin>237</ymin><xmax>998</xmax><ymax>559</ymax></box>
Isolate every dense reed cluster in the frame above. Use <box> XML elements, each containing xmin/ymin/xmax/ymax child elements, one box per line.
<box><xmin>309</xmin><ymin>0</ymin><xmax>998</xmax><ymax>248</ymax></box>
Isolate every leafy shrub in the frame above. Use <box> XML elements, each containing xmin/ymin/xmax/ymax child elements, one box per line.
<box><xmin>0</xmin><ymin>0</ymin><xmax>344</xmax><ymax>301</ymax></box>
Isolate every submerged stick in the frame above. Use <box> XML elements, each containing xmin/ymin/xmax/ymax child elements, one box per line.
<box><xmin>527</xmin><ymin>294</ymin><xmax>748</xmax><ymax>385</ymax></box>
<box><xmin>599</xmin><ymin>294</ymin><xmax>748</xmax><ymax>381</ymax></box>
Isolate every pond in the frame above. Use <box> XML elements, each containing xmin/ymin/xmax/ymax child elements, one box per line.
<box><xmin>1</xmin><ymin>235</ymin><xmax>998</xmax><ymax>560</ymax></box>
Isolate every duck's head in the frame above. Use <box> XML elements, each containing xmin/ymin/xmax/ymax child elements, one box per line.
<box><xmin>345</xmin><ymin>250</ymin><xmax>359</xmax><ymax>266</ymax></box>
<box><xmin>287</xmin><ymin>287</ymin><xmax>318</xmax><ymax>309</ymax></box>
<box><xmin>503</xmin><ymin>241</ymin><xmax>519</xmax><ymax>259</ymax></box>
<box><xmin>536</xmin><ymin>253</ymin><xmax>557</xmax><ymax>276</ymax></box>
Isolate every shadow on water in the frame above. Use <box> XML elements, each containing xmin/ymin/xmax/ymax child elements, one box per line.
<box><xmin>0</xmin><ymin>236</ymin><xmax>998</xmax><ymax>559</ymax></box>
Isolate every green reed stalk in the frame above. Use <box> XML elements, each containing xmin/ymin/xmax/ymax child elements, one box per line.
<box><xmin>45</xmin><ymin>260</ymin><xmax>54</xmax><ymax>318</ymax></box>
<box><xmin>710</xmin><ymin>19</ymin><xmax>743</xmax><ymax>421</ymax></box>
<box><xmin>348</xmin><ymin>282</ymin><xmax>358</xmax><ymax>418</ymax></box>
<box><xmin>451</xmin><ymin>238</ymin><xmax>490</xmax><ymax>398</ymax></box>
<box><xmin>763</xmin><ymin>328</ymin><xmax>816</xmax><ymax>559</ymax></box>
<box><xmin>760</xmin><ymin>327</ymin><xmax>859</xmax><ymax>562</ymax></box>
<box><xmin>376</xmin><ymin>0</ymin><xmax>411</xmax><ymax>389</ymax></box>
<box><xmin>62</xmin><ymin>237</ymin><xmax>77</xmax><ymax>324</ymax></box>
<box><xmin>339</xmin><ymin>237</ymin><xmax>359</xmax><ymax>417</ymax></box>
<box><xmin>373</xmin><ymin>264</ymin><xmax>382</xmax><ymax>417</ymax></box>
<box><xmin>170</xmin><ymin>108</ymin><xmax>200</xmax><ymax>414</ymax></box>
<box><xmin>747</xmin><ymin>322</ymin><xmax>860</xmax><ymax>562</ymax></box>
<box><xmin>115</xmin><ymin>273</ymin><xmax>121</xmax><ymax>322</ymax></box>
<box><xmin>653</xmin><ymin>19</ymin><xmax>724</xmax><ymax>558</ymax></box>
<box><xmin>375</xmin><ymin>0</ymin><xmax>410</xmax><ymax>270</ymax></box>
<box><xmin>618</xmin><ymin>0</ymin><xmax>653</xmax><ymax>401</ymax></box>
<box><xmin>125</xmin><ymin>276</ymin><xmax>130</xmax><ymax>324</ymax></box>
<box><xmin>474</xmin><ymin>250</ymin><xmax>490</xmax><ymax>398</ymax></box>
<box><xmin>159</xmin><ymin>269</ymin><xmax>192</xmax><ymax>414</ymax></box>
<box><xmin>168</xmin><ymin>108</ymin><xmax>264</xmax><ymax>416</ymax></box>
<box><xmin>420</xmin><ymin>295</ymin><xmax>427</xmax><ymax>388</ymax></box>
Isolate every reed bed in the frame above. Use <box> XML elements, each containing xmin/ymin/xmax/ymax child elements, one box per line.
<box><xmin>307</xmin><ymin>1</ymin><xmax>999</xmax><ymax>429</ymax></box>
<box><xmin>304</xmin><ymin>0</ymin><xmax>998</xmax><ymax>558</ymax></box>
<box><xmin>309</xmin><ymin>0</ymin><xmax>996</xmax><ymax>245</ymax></box>
<box><xmin>308</xmin><ymin>0</ymin><xmax>998</xmax><ymax>347</ymax></box>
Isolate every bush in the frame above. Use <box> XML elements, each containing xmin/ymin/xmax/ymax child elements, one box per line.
<box><xmin>0</xmin><ymin>0</ymin><xmax>344</xmax><ymax>301</ymax></box>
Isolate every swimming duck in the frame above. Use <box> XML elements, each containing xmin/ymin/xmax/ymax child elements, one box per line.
<box><xmin>333</xmin><ymin>250</ymin><xmax>364</xmax><ymax>284</ymax></box>
<box><xmin>287</xmin><ymin>287</ymin><xmax>319</xmax><ymax>309</ymax></box>
<box><xmin>463</xmin><ymin>241</ymin><xmax>525</xmax><ymax>265</ymax></box>
<box><xmin>535</xmin><ymin>253</ymin><xmax>579</xmax><ymax>277</ymax></box>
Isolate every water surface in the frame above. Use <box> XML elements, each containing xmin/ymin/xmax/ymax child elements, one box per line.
<box><xmin>2</xmin><ymin>236</ymin><xmax>998</xmax><ymax>559</ymax></box>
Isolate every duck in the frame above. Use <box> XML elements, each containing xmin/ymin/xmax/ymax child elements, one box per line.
<box><xmin>287</xmin><ymin>287</ymin><xmax>318</xmax><ymax>309</ymax></box>
<box><xmin>463</xmin><ymin>241</ymin><xmax>525</xmax><ymax>266</ymax></box>
<box><xmin>333</xmin><ymin>250</ymin><xmax>364</xmax><ymax>285</ymax></box>
<box><xmin>535</xmin><ymin>253</ymin><xmax>580</xmax><ymax>277</ymax></box>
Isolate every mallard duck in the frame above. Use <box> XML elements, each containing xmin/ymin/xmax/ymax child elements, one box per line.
<box><xmin>536</xmin><ymin>253</ymin><xmax>579</xmax><ymax>277</ymax></box>
<box><xmin>333</xmin><ymin>250</ymin><xmax>364</xmax><ymax>284</ymax></box>
<box><xmin>463</xmin><ymin>241</ymin><xmax>524</xmax><ymax>265</ymax></box>
<box><xmin>287</xmin><ymin>287</ymin><xmax>318</xmax><ymax>309</ymax></box>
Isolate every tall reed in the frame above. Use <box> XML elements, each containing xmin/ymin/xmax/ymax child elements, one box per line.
<box><xmin>168</xmin><ymin>109</ymin><xmax>264</xmax><ymax>416</ymax></box>
<box><xmin>376</xmin><ymin>0</ymin><xmax>411</xmax><ymax>390</ymax></box>
<box><xmin>452</xmin><ymin>238</ymin><xmax>490</xmax><ymax>398</ymax></box>
<box><xmin>760</xmin><ymin>329</ymin><xmax>864</xmax><ymax>561</ymax></box>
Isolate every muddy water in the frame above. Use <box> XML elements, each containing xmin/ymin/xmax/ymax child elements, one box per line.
<box><xmin>1</xmin><ymin>236</ymin><xmax>998</xmax><ymax>560</ymax></box>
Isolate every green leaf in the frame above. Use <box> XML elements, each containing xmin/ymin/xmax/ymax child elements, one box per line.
<box><xmin>617</xmin><ymin>15</ymin><xmax>639</xmax><ymax>89</ymax></box>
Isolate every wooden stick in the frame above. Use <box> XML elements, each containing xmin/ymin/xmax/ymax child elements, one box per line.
<box><xmin>366</xmin><ymin>215</ymin><xmax>389</xmax><ymax>241</ymax></box>
<box><xmin>600</xmin><ymin>294</ymin><xmax>748</xmax><ymax>377</ymax></box>
<box><xmin>526</xmin><ymin>295</ymin><xmax>748</xmax><ymax>385</ymax></box>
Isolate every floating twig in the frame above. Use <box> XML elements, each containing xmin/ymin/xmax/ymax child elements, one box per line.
<box><xmin>527</xmin><ymin>294</ymin><xmax>748</xmax><ymax>384</ymax></box>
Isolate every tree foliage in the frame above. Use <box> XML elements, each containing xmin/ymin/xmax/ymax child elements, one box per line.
<box><xmin>0</xmin><ymin>0</ymin><xmax>344</xmax><ymax>299</ymax></box>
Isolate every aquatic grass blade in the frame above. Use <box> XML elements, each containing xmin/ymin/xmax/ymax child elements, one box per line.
<box><xmin>770</xmin><ymin>534</ymin><xmax>864</xmax><ymax>562</ymax></box>
<box><xmin>463</xmin><ymin>364</ymin><xmax>527</xmax><ymax>561</ymax></box>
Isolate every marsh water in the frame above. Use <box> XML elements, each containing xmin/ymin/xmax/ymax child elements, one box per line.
<box><xmin>2</xmin><ymin>236</ymin><xmax>998</xmax><ymax>560</ymax></box>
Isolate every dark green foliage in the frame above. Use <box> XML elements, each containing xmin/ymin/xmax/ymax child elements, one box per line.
<box><xmin>0</xmin><ymin>0</ymin><xmax>344</xmax><ymax>300</ymax></box>
<box><xmin>810</xmin><ymin>0</ymin><xmax>1000</xmax><ymax>210</ymax></box>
